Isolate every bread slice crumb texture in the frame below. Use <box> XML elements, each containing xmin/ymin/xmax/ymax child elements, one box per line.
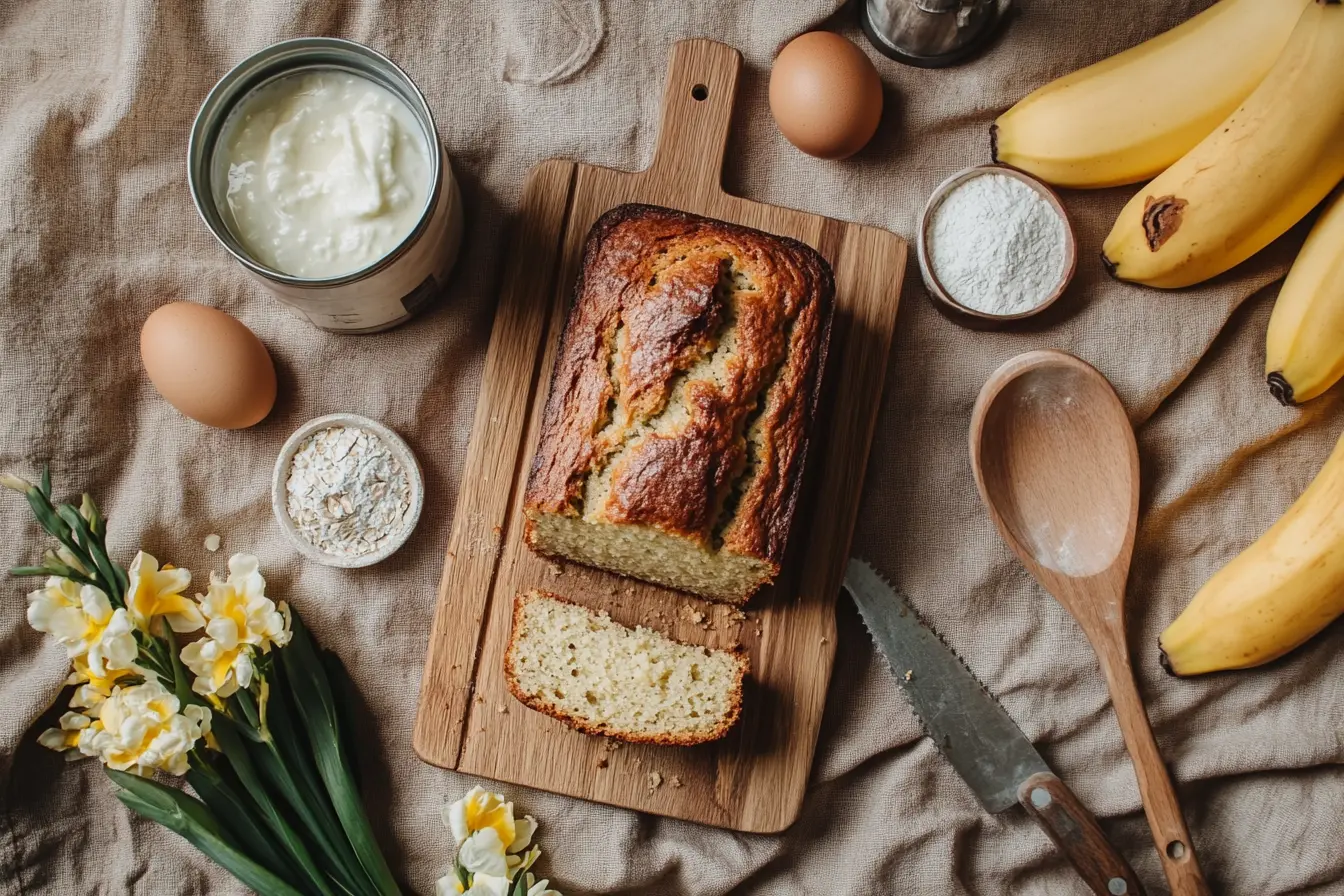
<box><xmin>504</xmin><ymin>590</ymin><xmax>746</xmax><ymax>746</ymax></box>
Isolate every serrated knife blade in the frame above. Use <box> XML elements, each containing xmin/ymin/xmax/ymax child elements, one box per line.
<box><xmin>843</xmin><ymin>558</ymin><xmax>1146</xmax><ymax>896</ymax></box>
<box><xmin>844</xmin><ymin>557</ymin><xmax>1047</xmax><ymax>812</ymax></box>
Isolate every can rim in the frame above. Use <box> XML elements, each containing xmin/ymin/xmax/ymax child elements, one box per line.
<box><xmin>187</xmin><ymin>37</ymin><xmax>445</xmax><ymax>288</ymax></box>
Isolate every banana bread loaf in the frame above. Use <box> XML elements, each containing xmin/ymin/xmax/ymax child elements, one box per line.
<box><xmin>523</xmin><ymin>204</ymin><xmax>834</xmax><ymax>603</ymax></box>
<box><xmin>504</xmin><ymin>589</ymin><xmax>747</xmax><ymax>745</ymax></box>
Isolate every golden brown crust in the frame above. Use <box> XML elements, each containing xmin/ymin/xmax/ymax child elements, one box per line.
<box><xmin>503</xmin><ymin>589</ymin><xmax>747</xmax><ymax>747</ymax></box>
<box><xmin>522</xmin><ymin>204</ymin><xmax>834</xmax><ymax>580</ymax></box>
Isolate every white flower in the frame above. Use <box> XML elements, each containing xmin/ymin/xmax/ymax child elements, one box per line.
<box><xmin>525</xmin><ymin>874</ymin><xmax>562</xmax><ymax>896</ymax></box>
<box><xmin>65</xmin><ymin>654</ymin><xmax>136</xmax><ymax>713</ymax></box>
<box><xmin>464</xmin><ymin>875</ymin><xmax>511</xmax><ymax>896</ymax></box>
<box><xmin>125</xmin><ymin>551</ymin><xmax>201</xmax><ymax>634</ymax></box>
<box><xmin>441</xmin><ymin>786</ymin><xmax>552</xmax><ymax>894</ymax></box>
<box><xmin>446</xmin><ymin>786</ymin><xmax>537</xmax><ymax>852</ymax></box>
<box><xmin>37</xmin><ymin>711</ymin><xmax>91</xmax><ymax>757</ymax></box>
<box><xmin>180</xmin><ymin>554</ymin><xmax>290</xmax><ymax>697</ymax></box>
<box><xmin>434</xmin><ymin>871</ymin><xmax>513</xmax><ymax>896</ymax></box>
<box><xmin>43</xmin><ymin>546</ymin><xmax>89</xmax><ymax>576</ymax></box>
<box><xmin>27</xmin><ymin>577</ymin><xmax>137</xmax><ymax>677</ymax></box>
<box><xmin>74</xmin><ymin>679</ymin><xmax>211</xmax><ymax>775</ymax></box>
<box><xmin>0</xmin><ymin>472</ymin><xmax>33</xmax><ymax>493</ymax></box>
<box><xmin>459</xmin><ymin>828</ymin><xmax>510</xmax><ymax>878</ymax></box>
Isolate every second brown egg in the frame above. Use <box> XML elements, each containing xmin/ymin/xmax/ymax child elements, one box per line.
<box><xmin>769</xmin><ymin>31</ymin><xmax>884</xmax><ymax>160</ymax></box>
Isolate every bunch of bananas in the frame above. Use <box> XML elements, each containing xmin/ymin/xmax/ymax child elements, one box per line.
<box><xmin>994</xmin><ymin>0</ymin><xmax>1344</xmax><ymax>676</ymax></box>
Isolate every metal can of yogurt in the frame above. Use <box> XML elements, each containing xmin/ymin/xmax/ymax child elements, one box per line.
<box><xmin>188</xmin><ymin>37</ymin><xmax>463</xmax><ymax>333</ymax></box>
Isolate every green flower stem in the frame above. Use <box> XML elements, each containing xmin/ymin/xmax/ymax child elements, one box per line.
<box><xmin>108</xmin><ymin>769</ymin><xmax>308</xmax><ymax>896</ymax></box>
<box><xmin>187</xmin><ymin>756</ymin><xmax>302</xmax><ymax>891</ymax></box>
<box><xmin>233</xmin><ymin>687</ymin><xmax>376</xmax><ymax>896</ymax></box>
<box><xmin>283</xmin><ymin>611</ymin><xmax>403</xmax><ymax>896</ymax></box>
<box><xmin>56</xmin><ymin>504</ymin><xmax>122</xmax><ymax>604</ymax></box>
<box><xmin>25</xmin><ymin>495</ymin><xmax>94</xmax><ymax>578</ymax></box>
<box><xmin>210</xmin><ymin>714</ymin><xmax>342</xmax><ymax>896</ymax></box>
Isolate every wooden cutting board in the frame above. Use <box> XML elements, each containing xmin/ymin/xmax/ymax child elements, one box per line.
<box><xmin>413</xmin><ymin>38</ymin><xmax>906</xmax><ymax>833</ymax></box>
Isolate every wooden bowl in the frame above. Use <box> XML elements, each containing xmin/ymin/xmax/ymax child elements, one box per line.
<box><xmin>916</xmin><ymin>164</ymin><xmax>1077</xmax><ymax>327</ymax></box>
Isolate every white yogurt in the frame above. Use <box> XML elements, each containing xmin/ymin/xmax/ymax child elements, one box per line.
<box><xmin>214</xmin><ymin>69</ymin><xmax>432</xmax><ymax>279</ymax></box>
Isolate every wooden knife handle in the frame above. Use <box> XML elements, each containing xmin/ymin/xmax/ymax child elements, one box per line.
<box><xmin>1018</xmin><ymin>772</ymin><xmax>1146</xmax><ymax>896</ymax></box>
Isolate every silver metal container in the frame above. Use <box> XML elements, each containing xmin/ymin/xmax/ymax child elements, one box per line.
<box><xmin>188</xmin><ymin>38</ymin><xmax>463</xmax><ymax>333</ymax></box>
<box><xmin>862</xmin><ymin>0</ymin><xmax>1013</xmax><ymax>68</ymax></box>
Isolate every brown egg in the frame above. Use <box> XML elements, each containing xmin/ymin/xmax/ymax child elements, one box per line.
<box><xmin>140</xmin><ymin>302</ymin><xmax>277</xmax><ymax>429</ymax></box>
<box><xmin>769</xmin><ymin>31</ymin><xmax>884</xmax><ymax>160</ymax></box>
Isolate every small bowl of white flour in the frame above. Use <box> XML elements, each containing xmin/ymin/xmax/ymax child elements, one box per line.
<box><xmin>918</xmin><ymin>165</ymin><xmax>1076</xmax><ymax>324</ymax></box>
<box><xmin>272</xmin><ymin>413</ymin><xmax>424</xmax><ymax>568</ymax></box>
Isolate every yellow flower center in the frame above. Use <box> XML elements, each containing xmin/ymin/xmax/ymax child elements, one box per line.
<box><xmin>466</xmin><ymin>796</ymin><xmax>516</xmax><ymax>849</ymax></box>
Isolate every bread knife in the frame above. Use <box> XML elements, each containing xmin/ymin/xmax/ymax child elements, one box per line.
<box><xmin>844</xmin><ymin>558</ymin><xmax>1145</xmax><ymax>896</ymax></box>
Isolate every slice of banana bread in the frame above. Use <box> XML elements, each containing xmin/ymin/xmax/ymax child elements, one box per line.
<box><xmin>523</xmin><ymin>204</ymin><xmax>834</xmax><ymax>603</ymax></box>
<box><xmin>504</xmin><ymin>590</ymin><xmax>746</xmax><ymax>745</ymax></box>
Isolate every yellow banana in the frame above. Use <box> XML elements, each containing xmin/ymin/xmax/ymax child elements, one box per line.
<box><xmin>1265</xmin><ymin>188</ymin><xmax>1344</xmax><ymax>405</ymax></box>
<box><xmin>1160</xmin><ymin>431</ymin><xmax>1344</xmax><ymax>676</ymax></box>
<box><xmin>1102</xmin><ymin>0</ymin><xmax>1344</xmax><ymax>289</ymax></box>
<box><xmin>991</xmin><ymin>0</ymin><xmax>1307</xmax><ymax>189</ymax></box>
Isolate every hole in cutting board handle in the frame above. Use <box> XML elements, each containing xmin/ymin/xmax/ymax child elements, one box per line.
<box><xmin>691</xmin><ymin>83</ymin><xmax>709</xmax><ymax>101</ymax></box>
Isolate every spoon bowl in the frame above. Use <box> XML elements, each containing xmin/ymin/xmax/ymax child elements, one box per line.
<box><xmin>973</xmin><ymin>352</ymin><xmax>1136</xmax><ymax>582</ymax></box>
<box><xmin>970</xmin><ymin>350</ymin><xmax>1210</xmax><ymax>896</ymax></box>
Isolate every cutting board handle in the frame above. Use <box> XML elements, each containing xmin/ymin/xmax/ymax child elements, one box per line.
<box><xmin>647</xmin><ymin>39</ymin><xmax>742</xmax><ymax>203</ymax></box>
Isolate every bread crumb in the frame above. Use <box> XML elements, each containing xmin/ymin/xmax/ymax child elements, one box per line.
<box><xmin>547</xmin><ymin>562</ymin><xmax>563</xmax><ymax>577</ymax></box>
<box><xmin>647</xmin><ymin>772</ymin><xmax>662</xmax><ymax>791</ymax></box>
<box><xmin>683</xmin><ymin>605</ymin><xmax>705</xmax><ymax>624</ymax></box>
<box><xmin>596</xmin><ymin>756</ymin><xmax>609</xmax><ymax>769</ymax></box>
<box><xmin>670</xmin><ymin>776</ymin><xmax>682</xmax><ymax>788</ymax></box>
<box><xmin>904</xmin><ymin>670</ymin><xmax>915</xmax><ymax>682</ymax></box>
<box><xmin>204</xmin><ymin>534</ymin><xmax>221</xmax><ymax>552</ymax></box>
<box><xmin>496</xmin><ymin>705</ymin><xmax>508</xmax><ymax>714</ymax></box>
<box><xmin>820</xmin><ymin>637</ymin><xmax>828</xmax><ymax>645</ymax></box>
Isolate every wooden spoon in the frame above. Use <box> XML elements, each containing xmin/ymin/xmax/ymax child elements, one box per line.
<box><xmin>969</xmin><ymin>350</ymin><xmax>1210</xmax><ymax>896</ymax></box>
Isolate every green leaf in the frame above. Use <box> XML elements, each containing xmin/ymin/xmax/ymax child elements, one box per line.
<box><xmin>265</xmin><ymin>672</ymin><xmax>361</xmax><ymax>851</ymax></box>
<box><xmin>107</xmin><ymin>768</ymin><xmax>308</xmax><ymax>896</ymax></box>
<box><xmin>9</xmin><ymin>562</ymin><xmax>101</xmax><ymax>590</ymax></box>
<box><xmin>39</xmin><ymin>466</ymin><xmax>51</xmax><ymax>498</ymax></box>
<box><xmin>57</xmin><ymin>504</ymin><xmax>123</xmax><ymax>603</ymax></box>
<box><xmin>163</xmin><ymin>628</ymin><xmax>196</xmax><ymax>706</ymax></box>
<box><xmin>187</xmin><ymin>759</ymin><xmax>301</xmax><ymax>890</ymax></box>
<box><xmin>24</xmin><ymin>489</ymin><xmax>82</xmax><ymax>559</ymax></box>
<box><xmin>511</xmin><ymin>872</ymin><xmax>530</xmax><ymax>896</ymax></box>
<box><xmin>210</xmin><ymin>711</ymin><xmax>343</xmax><ymax>896</ymax></box>
<box><xmin>319</xmin><ymin>649</ymin><xmax>363</xmax><ymax>794</ymax></box>
<box><xmin>233</xmin><ymin>688</ymin><xmax>374</xmax><ymax>896</ymax></box>
<box><xmin>282</xmin><ymin>609</ymin><xmax>403</xmax><ymax>895</ymax></box>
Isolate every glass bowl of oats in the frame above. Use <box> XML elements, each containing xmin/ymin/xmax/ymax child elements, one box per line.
<box><xmin>272</xmin><ymin>413</ymin><xmax>424</xmax><ymax>568</ymax></box>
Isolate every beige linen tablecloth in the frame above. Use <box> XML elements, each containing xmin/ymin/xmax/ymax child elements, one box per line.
<box><xmin>2</xmin><ymin>1</ymin><xmax>1342</xmax><ymax>893</ymax></box>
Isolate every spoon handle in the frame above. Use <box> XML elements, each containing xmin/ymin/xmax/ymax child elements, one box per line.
<box><xmin>1097</xmin><ymin>649</ymin><xmax>1211</xmax><ymax>896</ymax></box>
